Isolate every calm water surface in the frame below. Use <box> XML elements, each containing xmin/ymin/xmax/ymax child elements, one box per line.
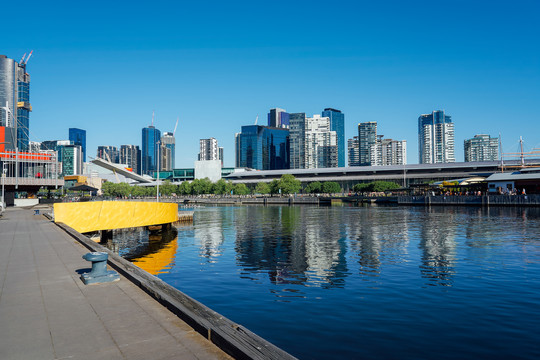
<box><xmin>110</xmin><ymin>205</ymin><xmax>540</xmax><ymax>360</ymax></box>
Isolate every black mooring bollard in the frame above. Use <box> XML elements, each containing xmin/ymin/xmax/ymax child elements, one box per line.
<box><xmin>80</xmin><ymin>252</ymin><xmax>120</xmax><ymax>285</ymax></box>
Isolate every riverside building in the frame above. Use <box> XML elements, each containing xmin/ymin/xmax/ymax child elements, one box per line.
<box><xmin>464</xmin><ymin>134</ymin><xmax>499</xmax><ymax>162</ymax></box>
<box><xmin>322</xmin><ymin>108</ymin><xmax>345</xmax><ymax>167</ymax></box>
<box><xmin>97</xmin><ymin>145</ymin><xmax>119</xmax><ymax>163</ymax></box>
<box><xmin>348</xmin><ymin>136</ymin><xmax>360</xmax><ymax>166</ymax></box>
<box><xmin>161</xmin><ymin>132</ymin><xmax>175</xmax><ymax>170</ymax></box>
<box><xmin>305</xmin><ymin>114</ymin><xmax>337</xmax><ymax>169</ymax></box>
<box><xmin>418</xmin><ymin>110</ymin><xmax>455</xmax><ymax>164</ymax></box>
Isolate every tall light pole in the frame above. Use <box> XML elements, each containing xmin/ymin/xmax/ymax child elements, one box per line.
<box><xmin>156</xmin><ymin>140</ymin><xmax>160</xmax><ymax>202</ymax></box>
<box><xmin>1</xmin><ymin>163</ymin><xmax>7</xmax><ymax>211</ymax></box>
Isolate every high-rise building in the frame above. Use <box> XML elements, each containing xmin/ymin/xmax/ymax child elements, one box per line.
<box><xmin>358</xmin><ymin>122</ymin><xmax>378</xmax><ymax>166</ymax></box>
<box><xmin>378</xmin><ymin>138</ymin><xmax>407</xmax><ymax>165</ymax></box>
<box><xmin>348</xmin><ymin>136</ymin><xmax>360</xmax><ymax>167</ymax></box>
<box><xmin>219</xmin><ymin>147</ymin><xmax>224</xmax><ymax>167</ymax></box>
<box><xmin>464</xmin><ymin>134</ymin><xmax>499</xmax><ymax>162</ymax></box>
<box><xmin>97</xmin><ymin>145</ymin><xmax>119</xmax><ymax>163</ymax></box>
<box><xmin>267</xmin><ymin>108</ymin><xmax>289</xmax><ymax>128</ymax></box>
<box><xmin>58</xmin><ymin>144</ymin><xmax>83</xmax><ymax>176</ymax></box>
<box><xmin>322</xmin><ymin>108</ymin><xmax>345</xmax><ymax>167</ymax></box>
<box><xmin>69</xmin><ymin>128</ymin><xmax>86</xmax><ymax>162</ymax></box>
<box><xmin>289</xmin><ymin>113</ymin><xmax>306</xmax><ymax>169</ymax></box>
<box><xmin>142</xmin><ymin>126</ymin><xmax>161</xmax><ymax>176</ymax></box>
<box><xmin>161</xmin><ymin>132</ymin><xmax>175</xmax><ymax>170</ymax></box>
<box><xmin>305</xmin><ymin>115</ymin><xmax>337</xmax><ymax>168</ymax></box>
<box><xmin>0</xmin><ymin>54</ymin><xmax>31</xmax><ymax>152</ymax></box>
<box><xmin>235</xmin><ymin>125</ymin><xmax>289</xmax><ymax>170</ymax></box>
<box><xmin>358</xmin><ymin>122</ymin><xmax>406</xmax><ymax>166</ymax></box>
<box><xmin>120</xmin><ymin>145</ymin><xmax>141</xmax><ymax>175</ymax></box>
<box><xmin>418</xmin><ymin>110</ymin><xmax>455</xmax><ymax>164</ymax></box>
<box><xmin>199</xmin><ymin>138</ymin><xmax>219</xmax><ymax>161</ymax></box>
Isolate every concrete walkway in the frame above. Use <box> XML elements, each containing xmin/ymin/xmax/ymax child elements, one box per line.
<box><xmin>0</xmin><ymin>208</ymin><xmax>232</xmax><ymax>360</ymax></box>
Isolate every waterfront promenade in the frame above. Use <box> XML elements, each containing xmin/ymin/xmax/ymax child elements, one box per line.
<box><xmin>0</xmin><ymin>208</ymin><xmax>232</xmax><ymax>360</ymax></box>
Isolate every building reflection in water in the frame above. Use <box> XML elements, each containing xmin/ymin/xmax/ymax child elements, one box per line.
<box><xmin>348</xmin><ymin>207</ymin><xmax>410</xmax><ymax>279</ymax></box>
<box><xmin>418</xmin><ymin>207</ymin><xmax>457</xmax><ymax>286</ymax></box>
<box><xmin>194</xmin><ymin>208</ymin><xmax>226</xmax><ymax>261</ymax></box>
<box><xmin>234</xmin><ymin>206</ymin><xmax>350</xmax><ymax>297</ymax></box>
<box><xmin>103</xmin><ymin>227</ymin><xmax>179</xmax><ymax>275</ymax></box>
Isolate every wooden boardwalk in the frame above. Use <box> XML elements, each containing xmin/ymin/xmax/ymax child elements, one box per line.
<box><xmin>0</xmin><ymin>208</ymin><xmax>232</xmax><ymax>360</ymax></box>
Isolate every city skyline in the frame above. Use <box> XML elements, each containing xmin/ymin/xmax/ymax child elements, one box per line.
<box><xmin>2</xmin><ymin>1</ymin><xmax>539</xmax><ymax>167</ymax></box>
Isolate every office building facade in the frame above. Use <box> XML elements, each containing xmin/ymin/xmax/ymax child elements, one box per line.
<box><xmin>322</xmin><ymin>108</ymin><xmax>345</xmax><ymax>167</ymax></box>
<box><xmin>0</xmin><ymin>54</ymin><xmax>31</xmax><ymax>152</ymax></box>
<box><xmin>142</xmin><ymin>126</ymin><xmax>161</xmax><ymax>176</ymax></box>
<box><xmin>267</xmin><ymin>108</ymin><xmax>289</xmax><ymax>128</ymax></box>
<box><xmin>464</xmin><ymin>134</ymin><xmax>499</xmax><ymax>162</ymax></box>
<box><xmin>58</xmin><ymin>144</ymin><xmax>83</xmax><ymax>176</ymax></box>
<box><xmin>418</xmin><ymin>110</ymin><xmax>455</xmax><ymax>164</ymax></box>
<box><xmin>69</xmin><ymin>128</ymin><xmax>86</xmax><ymax>162</ymax></box>
<box><xmin>289</xmin><ymin>113</ymin><xmax>306</xmax><ymax>169</ymax></box>
<box><xmin>235</xmin><ymin>125</ymin><xmax>289</xmax><ymax>170</ymax></box>
<box><xmin>378</xmin><ymin>138</ymin><xmax>407</xmax><ymax>166</ymax></box>
<box><xmin>97</xmin><ymin>145</ymin><xmax>119</xmax><ymax>163</ymax></box>
<box><xmin>120</xmin><ymin>145</ymin><xmax>141</xmax><ymax>175</ymax></box>
<box><xmin>348</xmin><ymin>136</ymin><xmax>360</xmax><ymax>167</ymax></box>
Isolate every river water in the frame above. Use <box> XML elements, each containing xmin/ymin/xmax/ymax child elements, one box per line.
<box><xmin>109</xmin><ymin>205</ymin><xmax>540</xmax><ymax>360</ymax></box>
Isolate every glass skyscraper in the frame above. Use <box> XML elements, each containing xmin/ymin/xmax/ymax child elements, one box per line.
<box><xmin>69</xmin><ymin>128</ymin><xmax>86</xmax><ymax>162</ymax></box>
<box><xmin>142</xmin><ymin>126</ymin><xmax>161</xmax><ymax>175</ymax></box>
<box><xmin>235</xmin><ymin>125</ymin><xmax>289</xmax><ymax>170</ymax></box>
<box><xmin>289</xmin><ymin>113</ymin><xmax>306</xmax><ymax>169</ymax></box>
<box><xmin>322</xmin><ymin>108</ymin><xmax>345</xmax><ymax>167</ymax></box>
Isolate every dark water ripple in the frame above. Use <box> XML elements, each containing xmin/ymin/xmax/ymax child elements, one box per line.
<box><xmin>106</xmin><ymin>205</ymin><xmax>540</xmax><ymax>360</ymax></box>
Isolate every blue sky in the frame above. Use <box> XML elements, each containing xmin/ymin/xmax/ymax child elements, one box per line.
<box><xmin>3</xmin><ymin>0</ymin><xmax>539</xmax><ymax>167</ymax></box>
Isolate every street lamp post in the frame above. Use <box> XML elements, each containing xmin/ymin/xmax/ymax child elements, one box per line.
<box><xmin>1</xmin><ymin>163</ymin><xmax>7</xmax><ymax>211</ymax></box>
<box><xmin>156</xmin><ymin>140</ymin><xmax>160</xmax><ymax>202</ymax></box>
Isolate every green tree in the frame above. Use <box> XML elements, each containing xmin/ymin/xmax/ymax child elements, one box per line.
<box><xmin>371</xmin><ymin>181</ymin><xmax>400</xmax><ymax>192</ymax></box>
<box><xmin>279</xmin><ymin>174</ymin><xmax>301</xmax><ymax>194</ymax></box>
<box><xmin>233</xmin><ymin>183</ymin><xmax>250</xmax><ymax>195</ymax></box>
<box><xmin>269</xmin><ymin>179</ymin><xmax>280</xmax><ymax>195</ymax></box>
<box><xmin>305</xmin><ymin>181</ymin><xmax>322</xmax><ymax>194</ymax></box>
<box><xmin>101</xmin><ymin>182</ymin><xmax>114</xmax><ymax>196</ymax></box>
<box><xmin>213</xmin><ymin>179</ymin><xmax>233</xmax><ymax>195</ymax></box>
<box><xmin>322</xmin><ymin>181</ymin><xmax>341</xmax><ymax>194</ymax></box>
<box><xmin>178</xmin><ymin>181</ymin><xmax>192</xmax><ymax>195</ymax></box>
<box><xmin>254</xmin><ymin>182</ymin><xmax>271</xmax><ymax>194</ymax></box>
<box><xmin>159</xmin><ymin>180</ymin><xmax>176</xmax><ymax>196</ymax></box>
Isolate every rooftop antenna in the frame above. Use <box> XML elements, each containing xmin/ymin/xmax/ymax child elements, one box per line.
<box><xmin>173</xmin><ymin>116</ymin><xmax>179</xmax><ymax>136</ymax></box>
<box><xmin>254</xmin><ymin>115</ymin><xmax>258</xmax><ymax>125</ymax></box>
<box><xmin>151</xmin><ymin>110</ymin><xmax>155</xmax><ymax>127</ymax></box>
<box><xmin>520</xmin><ymin>136</ymin><xmax>525</xmax><ymax>167</ymax></box>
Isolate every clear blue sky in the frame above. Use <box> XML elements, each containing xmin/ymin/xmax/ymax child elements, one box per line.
<box><xmin>3</xmin><ymin>0</ymin><xmax>539</xmax><ymax>167</ymax></box>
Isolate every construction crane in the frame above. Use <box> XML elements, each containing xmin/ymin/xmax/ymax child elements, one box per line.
<box><xmin>254</xmin><ymin>115</ymin><xmax>258</xmax><ymax>125</ymax></box>
<box><xmin>24</xmin><ymin>50</ymin><xmax>33</xmax><ymax>65</ymax></box>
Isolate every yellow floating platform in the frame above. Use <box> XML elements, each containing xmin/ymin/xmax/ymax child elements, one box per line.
<box><xmin>53</xmin><ymin>201</ymin><xmax>178</xmax><ymax>233</ymax></box>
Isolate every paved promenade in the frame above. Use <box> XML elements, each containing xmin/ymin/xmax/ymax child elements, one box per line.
<box><xmin>0</xmin><ymin>208</ymin><xmax>232</xmax><ymax>360</ymax></box>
